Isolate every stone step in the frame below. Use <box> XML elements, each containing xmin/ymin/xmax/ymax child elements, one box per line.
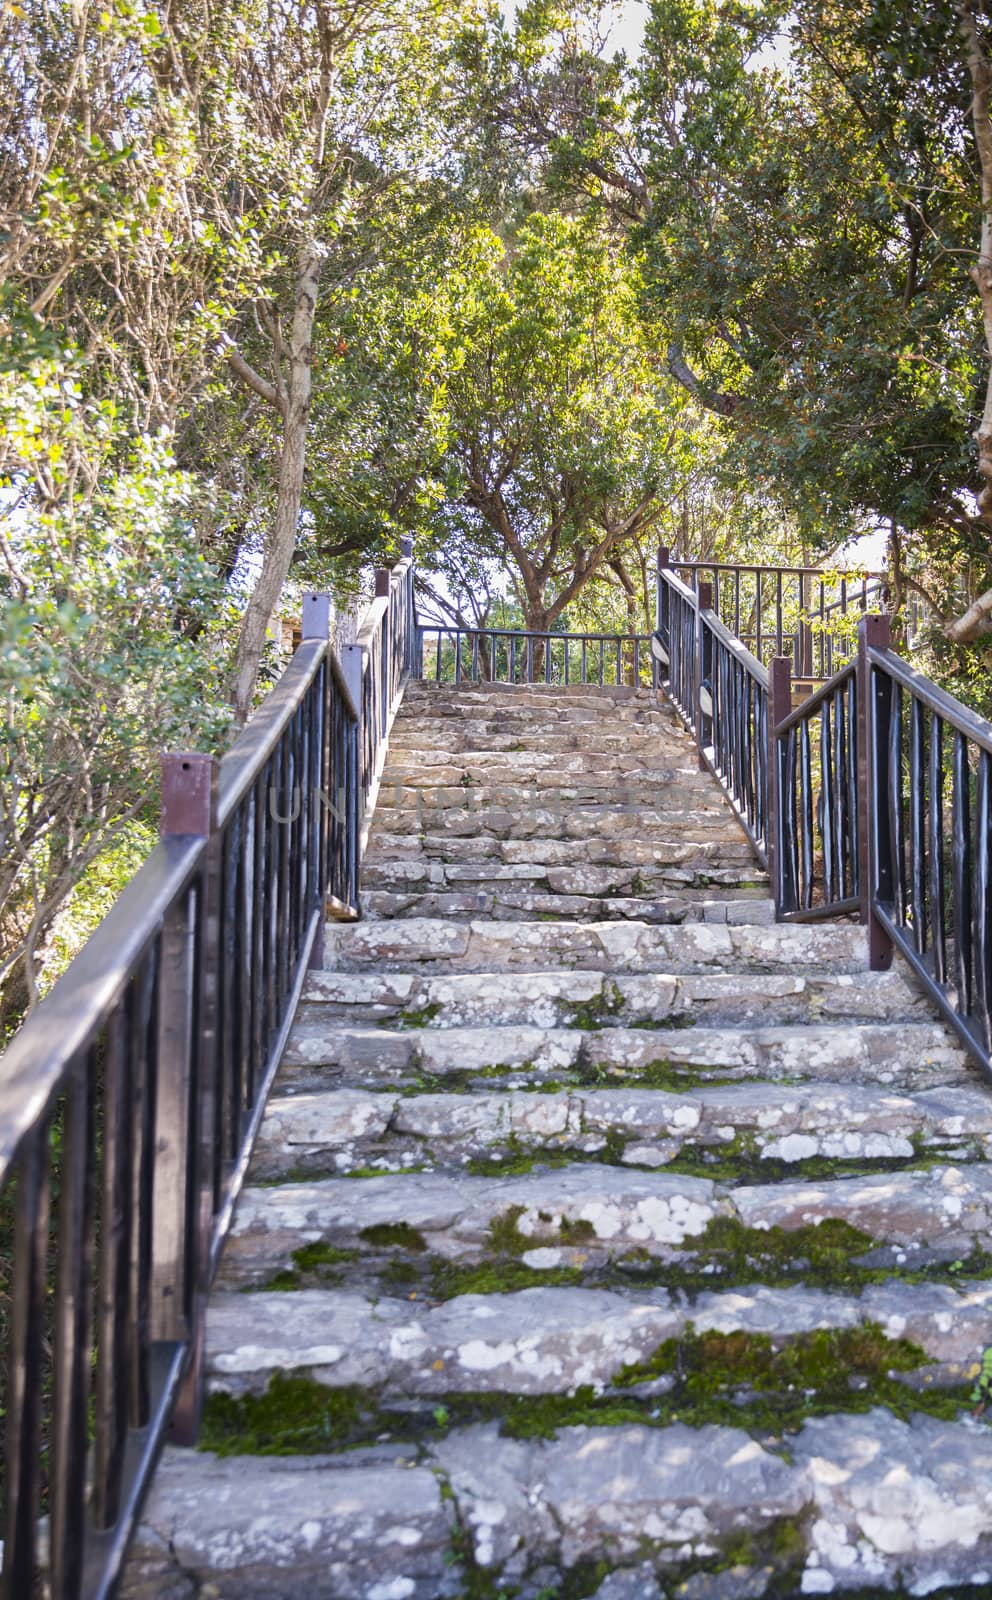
<box><xmin>388</xmin><ymin>726</ymin><xmax>693</xmax><ymax>754</ymax></box>
<box><xmin>402</xmin><ymin>683</ymin><xmax>671</xmax><ymax>709</ymax></box>
<box><xmin>250</xmin><ymin>1079</ymin><xmax>992</xmax><ymax>1180</ymax></box>
<box><xmin>365</xmin><ymin>836</ymin><xmax>767</xmax><ymax>882</ymax></box>
<box><xmin>219</xmin><ymin>1160</ymin><xmax>992</xmax><ymax>1286</ymax></box>
<box><xmin>360</xmin><ymin>888</ymin><xmax>774</xmax><ymax>924</ymax></box>
<box><xmin>374</xmin><ymin>777</ymin><xmax>732</xmax><ymax>811</ymax></box>
<box><xmin>277</xmin><ymin>1020</ymin><xmax>971</xmax><ymax>1095</ymax></box>
<box><xmin>370</xmin><ymin>819</ymin><xmax>752</xmax><ymax>859</ymax></box>
<box><xmin>382</xmin><ymin>748</ymin><xmax>696</xmax><ymax>777</ymax></box>
<box><xmin>296</xmin><ymin>965</ymin><xmax>930</xmax><ymax>1030</ymax></box>
<box><xmin>122</xmin><ymin>1408</ymin><xmax>992</xmax><ymax>1600</ymax></box>
<box><xmin>322</xmin><ymin>917</ymin><xmax>870</xmax><ymax>974</ymax></box>
<box><xmin>205</xmin><ymin>1276</ymin><xmax>992</xmax><ymax>1399</ymax></box>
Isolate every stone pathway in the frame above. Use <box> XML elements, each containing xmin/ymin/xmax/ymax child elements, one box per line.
<box><xmin>123</xmin><ymin>683</ymin><xmax>992</xmax><ymax>1599</ymax></box>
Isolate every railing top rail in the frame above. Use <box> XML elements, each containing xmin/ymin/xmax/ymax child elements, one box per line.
<box><xmin>217</xmin><ymin>639</ymin><xmax>327</xmax><ymax>830</ymax></box>
<box><xmin>419</xmin><ymin>625</ymin><xmax>654</xmax><ymax>643</ymax></box>
<box><xmin>353</xmin><ymin>594</ymin><xmax>389</xmax><ymax>651</ymax></box>
<box><xmin>0</xmin><ymin>832</ymin><xmax>205</xmax><ymax>1185</ymax></box>
<box><xmin>658</xmin><ymin>564</ymin><xmax>700</xmax><ymax>608</ymax></box>
<box><xmin>774</xmin><ymin>657</ymin><xmax>857</xmax><ymax>738</ymax></box>
<box><xmin>670</xmin><ymin>558</ymin><xmax>887</xmax><ymax>580</ymax></box>
<box><xmin>699</xmin><ymin>604</ymin><xmax>769</xmax><ymax>687</ymax></box>
<box><xmin>868</xmin><ymin>645</ymin><xmax>992</xmax><ymax>756</ymax></box>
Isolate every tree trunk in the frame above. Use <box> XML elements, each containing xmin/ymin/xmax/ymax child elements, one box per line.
<box><xmin>230</xmin><ymin>245</ymin><xmax>323</xmax><ymax>719</ymax></box>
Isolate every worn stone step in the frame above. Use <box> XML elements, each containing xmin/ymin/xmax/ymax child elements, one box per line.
<box><xmin>388</xmin><ymin>726</ymin><xmax>692</xmax><ymax>754</ymax></box>
<box><xmin>297</xmin><ymin>965</ymin><xmax>930</xmax><ymax>1030</ymax></box>
<box><xmin>251</xmin><ymin>1079</ymin><xmax>992</xmax><ymax>1180</ymax></box>
<box><xmin>322</xmin><ymin>917</ymin><xmax>870</xmax><ymax>975</ymax></box>
<box><xmin>220</xmin><ymin>1159</ymin><xmax>992</xmax><ymax>1285</ymax></box>
<box><xmin>382</xmin><ymin>748</ymin><xmax>696</xmax><ymax>778</ymax></box>
<box><xmin>277</xmin><ymin>1020</ymin><xmax>971</xmax><ymax>1095</ymax></box>
<box><xmin>374</xmin><ymin>779</ymin><xmax>733</xmax><ymax>813</ymax></box>
<box><xmin>360</xmin><ymin>888</ymin><xmax>775</xmax><ymax>924</ymax></box>
<box><xmin>402</xmin><ymin>682</ymin><xmax>671</xmax><ymax>709</ymax></box>
<box><xmin>121</xmin><ymin>1407</ymin><xmax>992</xmax><ymax>1600</ymax></box>
<box><xmin>365</xmin><ymin>828</ymin><xmax>758</xmax><ymax>867</ymax></box>
<box><xmin>205</xmin><ymin>1275</ymin><xmax>992</xmax><ymax>1399</ymax></box>
<box><xmin>361</xmin><ymin>861</ymin><xmax>765</xmax><ymax>897</ymax></box>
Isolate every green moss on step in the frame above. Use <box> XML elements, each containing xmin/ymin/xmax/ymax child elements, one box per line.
<box><xmin>249</xmin><ymin>1241</ymin><xmax>358</xmax><ymax>1292</ymax></box>
<box><xmin>566</xmin><ymin>979</ymin><xmax>625</xmax><ymax>1030</ymax></box>
<box><xmin>359</xmin><ymin>1222</ymin><xmax>428</xmax><ymax>1251</ymax></box>
<box><xmin>201</xmin><ymin>1350</ymin><xmax>971</xmax><ymax>1463</ymax></box>
<box><xmin>430</xmin><ymin>1257</ymin><xmax>584</xmax><ymax>1297</ymax></box>
<box><xmin>396</xmin><ymin>1001</ymin><xmax>443</xmax><ymax>1029</ymax></box>
<box><xmin>612</xmin><ymin>1321</ymin><xmax>956</xmax><ymax>1432</ymax></box>
<box><xmin>487</xmin><ymin>1203</ymin><xmax>528</xmax><ymax>1254</ymax></box>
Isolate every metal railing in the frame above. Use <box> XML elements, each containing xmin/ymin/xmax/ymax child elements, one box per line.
<box><xmin>343</xmin><ymin>537</ymin><xmax>416</xmax><ymax>840</ymax></box>
<box><xmin>0</xmin><ymin>548</ymin><xmax>415</xmax><ymax>1599</ymax></box>
<box><xmin>657</xmin><ymin>564</ymin><xmax>770</xmax><ymax>863</ymax></box>
<box><xmin>658</xmin><ymin>547</ymin><xmax>992</xmax><ymax>1084</ymax></box>
<box><xmin>670</xmin><ymin>554</ymin><xmax>887</xmax><ymax>676</ymax></box>
<box><xmin>416</xmin><ymin>626</ymin><xmax>656</xmax><ymax>688</ymax></box>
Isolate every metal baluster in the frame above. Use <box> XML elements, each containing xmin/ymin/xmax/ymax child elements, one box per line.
<box><xmin>756</xmin><ymin>572</ymin><xmax>763</xmax><ymax>662</ymax></box>
<box><xmin>51</xmin><ymin>1051</ymin><xmax>95</xmax><ymax>1600</ymax></box>
<box><xmin>821</xmin><ymin>698</ymin><xmax>835</xmax><ymax>902</ymax></box>
<box><xmin>581</xmin><ymin>637</ymin><xmax>587</xmax><ymax>685</ymax></box>
<box><xmin>564</xmin><ymin>637</ymin><xmax>570</xmax><ymax>685</ymax></box>
<box><xmin>832</xmin><ymin>688</ymin><xmax>846</xmax><ymax>900</ymax></box>
<box><xmin>781</xmin><ymin>725</ymin><xmax>799</xmax><ymax>912</ymax></box>
<box><xmin>909</xmin><ymin>696</ymin><xmax>927</xmax><ymax>955</ymax></box>
<box><xmin>2</xmin><ymin>1121</ymin><xmax>51</xmax><ymax>1600</ymax></box>
<box><xmin>471</xmin><ymin>632</ymin><xmax>479</xmax><ymax>682</ymax></box>
<box><xmin>800</xmin><ymin>717</ymin><xmax>814</xmax><ymax>909</ymax></box>
<box><xmin>952</xmin><ymin>729</ymin><xmax>973</xmax><ymax>1015</ymax></box>
<box><xmin>929</xmin><ymin>713</ymin><xmax>947</xmax><ymax>984</ymax></box>
<box><xmin>976</xmin><ymin>751</ymin><xmax>992</xmax><ymax>1049</ymax></box>
<box><xmin>888</xmin><ymin>685</ymin><xmax>906</xmax><ymax>926</ymax></box>
<box><xmin>776</xmin><ymin>570</ymin><xmax>783</xmax><ymax>655</ymax></box>
<box><xmin>93</xmin><ymin>993</ymin><xmax>134</xmax><ymax>1531</ymax></box>
<box><xmin>546</xmin><ymin>633</ymin><xmax>553</xmax><ymax>685</ymax></box>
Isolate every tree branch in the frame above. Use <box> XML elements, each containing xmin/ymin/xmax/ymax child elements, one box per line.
<box><xmin>224</xmin><ymin>340</ymin><xmax>285</xmax><ymax>414</ymax></box>
<box><xmin>667</xmin><ymin>343</ymin><xmax>742</xmax><ymax>418</ymax></box>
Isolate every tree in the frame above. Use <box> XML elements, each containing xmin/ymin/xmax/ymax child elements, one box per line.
<box><xmin>418</xmin><ymin>212</ymin><xmax>694</xmax><ymax>636</ymax></box>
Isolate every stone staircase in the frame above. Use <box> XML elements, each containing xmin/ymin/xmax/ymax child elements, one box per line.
<box><xmin>123</xmin><ymin>683</ymin><xmax>992</xmax><ymax>1600</ymax></box>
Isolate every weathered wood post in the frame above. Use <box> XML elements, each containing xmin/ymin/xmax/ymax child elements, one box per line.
<box><xmin>857</xmin><ymin>613</ymin><xmax>894</xmax><ymax>970</ymax></box>
<box><xmin>156</xmin><ymin>750</ymin><xmax>218</xmax><ymax>1444</ymax></box>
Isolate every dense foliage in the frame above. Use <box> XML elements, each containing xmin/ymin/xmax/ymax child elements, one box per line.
<box><xmin>7</xmin><ymin>0</ymin><xmax>992</xmax><ymax>1013</ymax></box>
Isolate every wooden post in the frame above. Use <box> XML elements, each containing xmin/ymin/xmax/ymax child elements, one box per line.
<box><xmin>302</xmin><ymin>595</ymin><xmax>331</xmax><ymax>970</ymax></box>
<box><xmin>156</xmin><ymin>751</ymin><xmax>218</xmax><ymax>1445</ymax></box>
<box><xmin>696</xmin><ymin>580</ymin><xmax>713</xmax><ymax>770</ymax></box>
<box><xmin>857</xmin><ymin>613</ymin><xmax>894</xmax><ymax>970</ymax></box>
<box><xmin>767</xmin><ymin>657</ymin><xmax>792</xmax><ymax>918</ymax></box>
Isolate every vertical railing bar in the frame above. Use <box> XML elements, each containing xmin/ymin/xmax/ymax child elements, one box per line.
<box><xmin>930</xmin><ymin>711</ymin><xmax>948</xmax><ymax>985</ymax></box>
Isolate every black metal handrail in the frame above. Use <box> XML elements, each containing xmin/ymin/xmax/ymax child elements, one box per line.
<box><xmin>656</xmin><ymin>562</ymin><xmax>770</xmax><ymax>863</ymax></box>
<box><xmin>343</xmin><ymin>537</ymin><xmax>416</xmax><ymax>838</ymax></box>
<box><xmin>416</xmin><ymin>625</ymin><xmax>656</xmax><ymax>688</ymax></box>
<box><xmin>772</xmin><ymin>656</ymin><xmax>861</xmax><ymax>923</ymax></box>
<box><xmin>669</xmin><ymin>553</ymin><xmax>887</xmax><ymax>677</ymax></box>
<box><xmin>0</xmin><ymin>540</ymin><xmax>420</xmax><ymax>1597</ymax></box>
<box><xmin>865</xmin><ymin>641</ymin><xmax>992</xmax><ymax>1069</ymax></box>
